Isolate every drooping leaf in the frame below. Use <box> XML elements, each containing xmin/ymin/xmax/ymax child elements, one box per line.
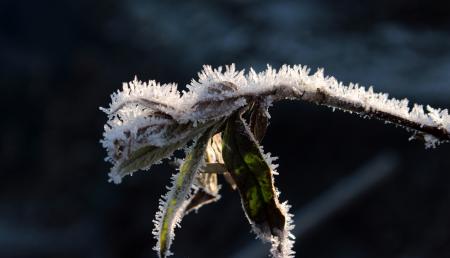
<box><xmin>222</xmin><ymin>111</ymin><xmax>294</xmax><ymax>258</ymax></box>
<box><xmin>153</xmin><ymin>125</ymin><xmax>219</xmax><ymax>258</ymax></box>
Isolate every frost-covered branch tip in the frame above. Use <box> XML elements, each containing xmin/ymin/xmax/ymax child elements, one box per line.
<box><xmin>100</xmin><ymin>64</ymin><xmax>449</xmax><ymax>258</ymax></box>
<box><xmin>101</xmin><ymin>65</ymin><xmax>449</xmax><ymax>173</ymax></box>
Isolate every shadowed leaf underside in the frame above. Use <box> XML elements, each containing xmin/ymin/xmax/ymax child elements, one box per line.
<box><xmin>222</xmin><ymin>111</ymin><xmax>293</xmax><ymax>257</ymax></box>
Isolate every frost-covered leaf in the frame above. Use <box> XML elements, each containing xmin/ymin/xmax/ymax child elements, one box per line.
<box><xmin>106</xmin><ymin>121</ymin><xmax>216</xmax><ymax>184</ymax></box>
<box><xmin>222</xmin><ymin>112</ymin><xmax>295</xmax><ymax>258</ymax></box>
<box><xmin>153</xmin><ymin>125</ymin><xmax>219</xmax><ymax>258</ymax></box>
<box><xmin>110</xmin><ymin>143</ymin><xmax>177</xmax><ymax>183</ymax></box>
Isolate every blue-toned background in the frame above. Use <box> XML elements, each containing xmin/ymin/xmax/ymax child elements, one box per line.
<box><xmin>1</xmin><ymin>1</ymin><xmax>450</xmax><ymax>257</ymax></box>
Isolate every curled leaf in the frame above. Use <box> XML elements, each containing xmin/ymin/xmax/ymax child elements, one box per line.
<box><xmin>208</xmin><ymin>133</ymin><xmax>237</xmax><ymax>190</ymax></box>
<box><xmin>184</xmin><ymin>188</ymin><xmax>220</xmax><ymax>215</ymax></box>
<box><xmin>185</xmin><ymin>133</ymin><xmax>224</xmax><ymax>214</ymax></box>
<box><xmin>222</xmin><ymin>111</ymin><xmax>294</xmax><ymax>258</ymax></box>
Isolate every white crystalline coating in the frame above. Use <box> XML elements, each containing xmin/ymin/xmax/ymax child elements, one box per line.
<box><xmin>152</xmin><ymin>173</ymin><xmax>193</xmax><ymax>258</ymax></box>
<box><xmin>102</xmin><ymin>64</ymin><xmax>450</xmax><ymax>142</ymax></box>
<box><xmin>152</xmin><ymin>169</ymin><xmax>198</xmax><ymax>257</ymax></box>
<box><xmin>101</xmin><ymin>64</ymin><xmax>449</xmax><ymax>183</ymax></box>
<box><xmin>247</xmin><ymin>194</ymin><xmax>295</xmax><ymax>258</ymax></box>
<box><xmin>261</xmin><ymin>149</ymin><xmax>279</xmax><ymax>175</ymax></box>
<box><xmin>251</xmin><ymin>198</ymin><xmax>296</xmax><ymax>258</ymax></box>
<box><xmin>423</xmin><ymin>134</ymin><xmax>440</xmax><ymax>149</ymax></box>
<box><xmin>152</xmin><ymin>124</ymin><xmax>218</xmax><ymax>258</ymax></box>
<box><xmin>269</xmin><ymin>201</ymin><xmax>296</xmax><ymax>258</ymax></box>
<box><xmin>108</xmin><ymin>171</ymin><xmax>123</xmax><ymax>184</ymax></box>
<box><xmin>101</xmin><ymin>77</ymin><xmax>183</xmax><ymax>120</ymax></box>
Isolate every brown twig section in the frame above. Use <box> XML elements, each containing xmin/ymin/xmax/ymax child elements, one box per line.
<box><xmin>299</xmin><ymin>88</ymin><xmax>450</xmax><ymax>143</ymax></box>
<box><xmin>200</xmin><ymin>163</ymin><xmax>228</xmax><ymax>174</ymax></box>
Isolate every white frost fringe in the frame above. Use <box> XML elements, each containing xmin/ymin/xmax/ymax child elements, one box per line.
<box><xmin>250</xmin><ymin>145</ymin><xmax>295</xmax><ymax>258</ymax></box>
<box><xmin>249</xmin><ymin>201</ymin><xmax>296</xmax><ymax>258</ymax></box>
<box><xmin>270</xmin><ymin>202</ymin><xmax>296</xmax><ymax>258</ymax></box>
<box><xmin>152</xmin><ymin>173</ymin><xmax>195</xmax><ymax>257</ymax></box>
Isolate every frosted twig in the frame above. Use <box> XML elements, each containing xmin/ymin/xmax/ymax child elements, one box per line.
<box><xmin>297</xmin><ymin>87</ymin><xmax>450</xmax><ymax>146</ymax></box>
<box><xmin>100</xmin><ymin>63</ymin><xmax>448</xmax><ymax>258</ymax></box>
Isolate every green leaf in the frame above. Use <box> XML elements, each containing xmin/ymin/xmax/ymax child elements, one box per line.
<box><xmin>222</xmin><ymin>111</ymin><xmax>285</xmax><ymax>238</ymax></box>
<box><xmin>153</xmin><ymin>125</ymin><xmax>219</xmax><ymax>258</ymax></box>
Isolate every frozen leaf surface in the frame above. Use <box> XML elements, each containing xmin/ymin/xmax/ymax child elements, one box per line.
<box><xmin>152</xmin><ymin>125</ymin><xmax>219</xmax><ymax>258</ymax></box>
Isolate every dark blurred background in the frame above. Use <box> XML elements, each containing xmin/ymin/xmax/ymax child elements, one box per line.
<box><xmin>1</xmin><ymin>0</ymin><xmax>450</xmax><ymax>257</ymax></box>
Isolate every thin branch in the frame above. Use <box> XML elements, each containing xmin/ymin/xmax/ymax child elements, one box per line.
<box><xmin>200</xmin><ymin>163</ymin><xmax>228</xmax><ymax>174</ymax></box>
<box><xmin>299</xmin><ymin>88</ymin><xmax>450</xmax><ymax>143</ymax></box>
